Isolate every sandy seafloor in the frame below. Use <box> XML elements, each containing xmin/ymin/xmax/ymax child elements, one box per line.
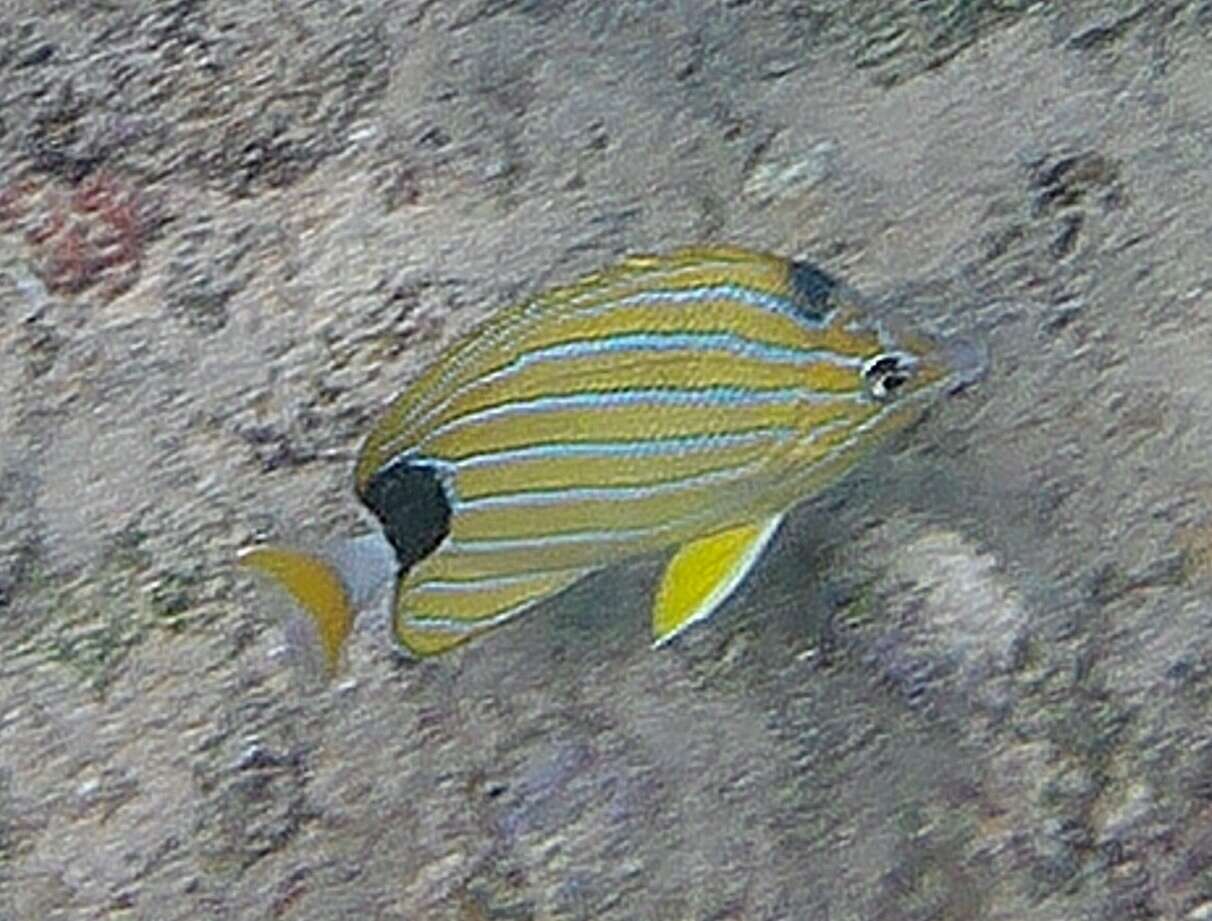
<box><xmin>3</xmin><ymin>2</ymin><xmax>1212</xmax><ymax>918</ymax></box>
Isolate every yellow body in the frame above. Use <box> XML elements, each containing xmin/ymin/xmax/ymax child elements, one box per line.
<box><xmin>243</xmin><ymin>245</ymin><xmax>962</xmax><ymax>667</ymax></box>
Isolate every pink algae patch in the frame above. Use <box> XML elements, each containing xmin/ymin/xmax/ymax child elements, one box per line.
<box><xmin>0</xmin><ymin>170</ymin><xmax>151</xmax><ymax>301</ymax></box>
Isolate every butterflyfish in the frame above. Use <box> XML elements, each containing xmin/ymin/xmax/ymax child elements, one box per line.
<box><xmin>240</xmin><ymin>245</ymin><xmax>985</xmax><ymax>672</ymax></box>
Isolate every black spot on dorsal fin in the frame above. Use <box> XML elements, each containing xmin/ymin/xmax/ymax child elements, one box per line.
<box><xmin>788</xmin><ymin>260</ymin><xmax>839</xmax><ymax>316</ymax></box>
<box><xmin>359</xmin><ymin>460</ymin><xmax>451</xmax><ymax>572</ymax></box>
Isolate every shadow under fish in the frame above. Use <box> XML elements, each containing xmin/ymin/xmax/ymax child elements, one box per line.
<box><xmin>240</xmin><ymin>245</ymin><xmax>987</xmax><ymax>674</ymax></box>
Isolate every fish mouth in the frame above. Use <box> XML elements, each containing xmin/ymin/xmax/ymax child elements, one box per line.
<box><xmin>887</xmin><ymin>325</ymin><xmax>988</xmax><ymax>397</ymax></box>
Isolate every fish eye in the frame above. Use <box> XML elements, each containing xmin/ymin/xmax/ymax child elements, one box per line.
<box><xmin>862</xmin><ymin>353</ymin><xmax>913</xmax><ymax>401</ymax></box>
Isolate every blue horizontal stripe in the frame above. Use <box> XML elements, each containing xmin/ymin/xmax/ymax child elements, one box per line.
<box><xmin>450</xmin><ymin>457</ymin><xmax>767</xmax><ymax>511</ymax></box>
<box><xmin>508</xmin><ymin>331</ymin><xmax>859</xmax><ymax>368</ymax></box>
<box><xmin>451</xmin><ymin>427</ymin><xmax>795</xmax><ymax>469</ymax></box>
<box><xmin>410</xmin><ymin>569</ymin><xmax>591</xmax><ymax>593</ymax></box>
<box><xmin>444</xmin><ymin>523</ymin><xmax>664</xmax><ymax>553</ymax></box>
<box><xmin>606</xmin><ymin>283</ymin><xmax>833</xmax><ymax>330</ymax></box>
<box><xmin>434</xmin><ymin>384</ymin><xmax>948</xmax><ymax>559</ymax></box>
<box><xmin>387</xmin><ymin>330</ymin><xmax>859</xmax><ymax>461</ymax></box>
<box><xmin>423</xmin><ymin>385</ymin><xmax>858</xmax><ymax>446</ymax></box>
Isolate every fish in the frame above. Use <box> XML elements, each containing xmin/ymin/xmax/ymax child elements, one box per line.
<box><xmin>240</xmin><ymin>244</ymin><xmax>985</xmax><ymax>672</ymax></box>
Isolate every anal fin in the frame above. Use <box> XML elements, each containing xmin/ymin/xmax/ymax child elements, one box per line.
<box><xmin>652</xmin><ymin>514</ymin><xmax>784</xmax><ymax>646</ymax></box>
<box><xmin>393</xmin><ymin>568</ymin><xmax>592</xmax><ymax>657</ymax></box>
<box><xmin>394</xmin><ymin>622</ymin><xmax>483</xmax><ymax>657</ymax></box>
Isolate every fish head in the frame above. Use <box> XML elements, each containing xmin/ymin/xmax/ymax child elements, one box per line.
<box><xmin>856</xmin><ymin>324</ymin><xmax>987</xmax><ymax>406</ymax></box>
<box><xmin>780</xmin><ymin>271</ymin><xmax>987</xmax><ymax>486</ymax></box>
<box><xmin>823</xmin><ymin>275</ymin><xmax>988</xmax><ymax>415</ymax></box>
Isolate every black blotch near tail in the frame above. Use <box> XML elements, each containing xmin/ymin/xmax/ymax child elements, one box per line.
<box><xmin>788</xmin><ymin>261</ymin><xmax>838</xmax><ymax>317</ymax></box>
<box><xmin>359</xmin><ymin>461</ymin><xmax>451</xmax><ymax>572</ymax></box>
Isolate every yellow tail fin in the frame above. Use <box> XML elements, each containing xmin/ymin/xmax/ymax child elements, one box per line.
<box><xmin>239</xmin><ymin>546</ymin><xmax>355</xmax><ymax>675</ymax></box>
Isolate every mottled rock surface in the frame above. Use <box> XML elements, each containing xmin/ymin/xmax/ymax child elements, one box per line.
<box><xmin>3</xmin><ymin>1</ymin><xmax>1212</xmax><ymax>918</ymax></box>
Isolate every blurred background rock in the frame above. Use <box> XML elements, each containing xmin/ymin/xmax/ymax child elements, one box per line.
<box><xmin>2</xmin><ymin>2</ymin><xmax>1212</xmax><ymax>918</ymax></box>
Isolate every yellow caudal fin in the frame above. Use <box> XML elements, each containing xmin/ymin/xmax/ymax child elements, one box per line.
<box><xmin>238</xmin><ymin>546</ymin><xmax>355</xmax><ymax>675</ymax></box>
<box><xmin>652</xmin><ymin>514</ymin><xmax>784</xmax><ymax>646</ymax></box>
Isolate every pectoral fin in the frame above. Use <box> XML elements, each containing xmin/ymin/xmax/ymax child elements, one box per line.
<box><xmin>652</xmin><ymin>514</ymin><xmax>784</xmax><ymax>646</ymax></box>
